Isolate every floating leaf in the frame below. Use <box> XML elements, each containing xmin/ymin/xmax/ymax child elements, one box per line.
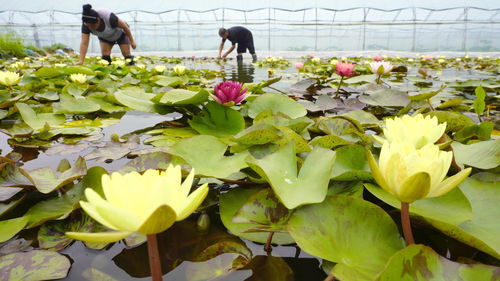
<box><xmin>246</xmin><ymin>93</ymin><xmax>307</xmax><ymax>119</ymax></box>
<box><xmin>26</xmin><ymin>157</ymin><xmax>87</xmax><ymax>194</ymax></box>
<box><xmin>247</xmin><ymin>142</ymin><xmax>336</xmax><ymax>209</ymax></box>
<box><xmin>219</xmin><ymin>187</ymin><xmax>295</xmax><ymax>244</ymax></box>
<box><xmin>158</xmin><ymin>89</ymin><xmax>209</xmax><ymax>105</ymax></box>
<box><xmin>188</xmin><ymin>101</ymin><xmax>245</xmax><ymax>137</ymax></box>
<box><xmin>0</xmin><ymin>216</ymin><xmax>29</xmax><ymax>242</ymax></box>
<box><xmin>117</xmin><ymin>152</ymin><xmax>174</xmax><ymax>174</ymax></box>
<box><xmin>452</xmin><ymin>139</ymin><xmax>500</xmax><ymax>169</ymax></box>
<box><xmin>375</xmin><ymin>244</ymin><xmax>500</xmax><ymax>281</ymax></box>
<box><xmin>331</xmin><ymin>145</ymin><xmax>372</xmax><ymax>181</ymax></box>
<box><xmin>424</xmin><ymin>111</ymin><xmax>475</xmax><ymax>133</ymax></box>
<box><xmin>473</xmin><ymin>86</ymin><xmax>486</xmax><ymax>116</ymax></box>
<box><xmin>0</xmin><ymin>250</ymin><xmax>71</xmax><ymax>281</ymax></box>
<box><xmin>53</xmin><ymin>93</ymin><xmax>101</xmax><ymax>114</ymax></box>
<box><xmin>288</xmin><ymin>195</ymin><xmax>405</xmax><ymax>281</ymax></box>
<box><xmin>34</xmin><ymin>67</ymin><xmax>64</xmax><ymax>78</ymax></box>
<box><xmin>169</xmin><ymin>135</ymin><xmax>248</xmax><ymax>178</ymax></box>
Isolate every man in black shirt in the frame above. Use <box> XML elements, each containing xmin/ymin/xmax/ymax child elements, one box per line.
<box><xmin>218</xmin><ymin>26</ymin><xmax>257</xmax><ymax>62</ymax></box>
<box><xmin>76</xmin><ymin>4</ymin><xmax>136</xmax><ymax>65</ymax></box>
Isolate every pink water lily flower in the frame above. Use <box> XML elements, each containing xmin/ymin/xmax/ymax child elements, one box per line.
<box><xmin>335</xmin><ymin>62</ymin><xmax>355</xmax><ymax>77</ymax></box>
<box><xmin>293</xmin><ymin>62</ymin><xmax>304</xmax><ymax>69</ymax></box>
<box><xmin>372</xmin><ymin>56</ymin><xmax>384</xmax><ymax>61</ymax></box>
<box><xmin>212</xmin><ymin>81</ymin><xmax>249</xmax><ymax>106</ymax></box>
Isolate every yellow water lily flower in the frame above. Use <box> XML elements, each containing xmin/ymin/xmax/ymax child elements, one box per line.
<box><xmin>329</xmin><ymin>59</ymin><xmax>338</xmax><ymax>65</ymax></box>
<box><xmin>69</xmin><ymin>73</ymin><xmax>88</xmax><ymax>84</ymax></box>
<box><xmin>99</xmin><ymin>59</ymin><xmax>110</xmax><ymax>65</ymax></box>
<box><xmin>376</xmin><ymin>114</ymin><xmax>446</xmax><ymax>149</ymax></box>
<box><xmin>9</xmin><ymin>61</ymin><xmax>26</xmax><ymax>70</ymax></box>
<box><xmin>311</xmin><ymin>57</ymin><xmax>320</xmax><ymax>63</ymax></box>
<box><xmin>154</xmin><ymin>65</ymin><xmax>166</xmax><ymax>72</ymax></box>
<box><xmin>66</xmin><ymin>166</ymin><xmax>208</xmax><ymax>242</ymax></box>
<box><xmin>112</xmin><ymin>60</ymin><xmax>126</xmax><ymax>67</ymax></box>
<box><xmin>0</xmin><ymin>71</ymin><xmax>22</xmax><ymax>87</ymax></box>
<box><xmin>367</xmin><ymin>142</ymin><xmax>471</xmax><ymax>203</ymax></box>
<box><xmin>173</xmin><ymin>65</ymin><xmax>187</xmax><ymax>75</ymax></box>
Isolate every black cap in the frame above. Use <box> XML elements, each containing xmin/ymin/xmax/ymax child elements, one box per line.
<box><xmin>82</xmin><ymin>4</ymin><xmax>98</xmax><ymax>23</ymax></box>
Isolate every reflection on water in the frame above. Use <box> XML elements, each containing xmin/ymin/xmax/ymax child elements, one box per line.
<box><xmin>224</xmin><ymin>61</ymin><xmax>255</xmax><ymax>84</ymax></box>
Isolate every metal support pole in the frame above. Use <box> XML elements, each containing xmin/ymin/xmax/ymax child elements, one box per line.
<box><xmin>362</xmin><ymin>8</ymin><xmax>367</xmax><ymax>50</ymax></box>
<box><xmin>314</xmin><ymin>7</ymin><xmax>318</xmax><ymax>51</ymax></box>
<box><xmin>177</xmin><ymin>9</ymin><xmax>181</xmax><ymax>51</ymax></box>
<box><xmin>463</xmin><ymin>7</ymin><xmax>468</xmax><ymax>53</ymax></box>
<box><xmin>268</xmin><ymin>7</ymin><xmax>271</xmax><ymax>52</ymax></box>
<box><xmin>412</xmin><ymin>7</ymin><xmax>416</xmax><ymax>52</ymax></box>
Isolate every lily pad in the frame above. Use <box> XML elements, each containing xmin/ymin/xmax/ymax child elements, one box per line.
<box><xmin>246</xmin><ymin>142</ymin><xmax>336</xmax><ymax>209</ymax></box>
<box><xmin>331</xmin><ymin>145</ymin><xmax>372</xmax><ymax>181</ymax></box>
<box><xmin>359</xmin><ymin>87</ymin><xmax>409</xmax><ymax>107</ymax></box>
<box><xmin>232</xmin><ymin>188</ymin><xmax>292</xmax><ymax>233</ymax></box>
<box><xmin>375</xmin><ymin>244</ymin><xmax>500</xmax><ymax>281</ymax></box>
<box><xmin>53</xmin><ymin>93</ymin><xmax>101</xmax><ymax>114</ymax></box>
<box><xmin>246</xmin><ymin>93</ymin><xmax>307</xmax><ymax>119</ymax></box>
<box><xmin>0</xmin><ymin>250</ymin><xmax>71</xmax><ymax>281</ymax></box>
<box><xmin>0</xmin><ymin>216</ymin><xmax>29</xmax><ymax>242</ymax></box>
<box><xmin>452</xmin><ymin>139</ymin><xmax>500</xmax><ymax>169</ymax></box>
<box><xmin>158</xmin><ymin>89</ymin><xmax>209</xmax><ymax>105</ymax></box>
<box><xmin>117</xmin><ymin>152</ymin><xmax>175</xmax><ymax>174</ymax></box>
<box><xmin>424</xmin><ymin>111</ymin><xmax>475</xmax><ymax>133</ymax></box>
<box><xmin>188</xmin><ymin>101</ymin><xmax>245</xmax><ymax>137</ymax></box>
<box><xmin>26</xmin><ymin>157</ymin><xmax>87</xmax><ymax>194</ymax></box>
<box><xmin>114</xmin><ymin>86</ymin><xmax>164</xmax><ymax>113</ymax></box>
<box><xmin>288</xmin><ymin>195</ymin><xmax>405</xmax><ymax>281</ymax></box>
<box><xmin>169</xmin><ymin>135</ymin><xmax>249</xmax><ymax>178</ymax></box>
<box><xmin>219</xmin><ymin>187</ymin><xmax>295</xmax><ymax>244</ymax></box>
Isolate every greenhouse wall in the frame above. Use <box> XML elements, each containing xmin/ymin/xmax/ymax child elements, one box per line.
<box><xmin>0</xmin><ymin>2</ymin><xmax>499</xmax><ymax>52</ymax></box>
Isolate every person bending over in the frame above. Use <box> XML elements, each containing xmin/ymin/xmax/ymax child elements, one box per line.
<box><xmin>76</xmin><ymin>4</ymin><xmax>136</xmax><ymax>65</ymax></box>
<box><xmin>218</xmin><ymin>26</ymin><xmax>257</xmax><ymax>62</ymax></box>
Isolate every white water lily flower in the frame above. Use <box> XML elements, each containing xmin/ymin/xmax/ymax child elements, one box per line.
<box><xmin>173</xmin><ymin>65</ymin><xmax>187</xmax><ymax>75</ymax></box>
<box><xmin>154</xmin><ymin>65</ymin><xmax>166</xmax><ymax>72</ymax></box>
<box><xmin>369</xmin><ymin>61</ymin><xmax>393</xmax><ymax>75</ymax></box>
<box><xmin>55</xmin><ymin>63</ymin><xmax>67</xmax><ymax>67</ymax></box>
<box><xmin>66</xmin><ymin>166</ymin><xmax>209</xmax><ymax>242</ymax></box>
<box><xmin>329</xmin><ymin>59</ymin><xmax>338</xmax><ymax>65</ymax></box>
<box><xmin>99</xmin><ymin>59</ymin><xmax>110</xmax><ymax>65</ymax></box>
<box><xmin>377</xmin><ymin>114</ymin><xmax>446</xmax><ymax>149</ymax></box>
<box><xmin>112</xmin><ymin>60</ymin><xmax>125</xmax><ymax>67</ymax></box>
<box><xmin>0</xmin><ymin>71</ymin><xmax>22</xmax><ymax>86</ymax></box>
<box><xmin>368</xmin><ymin>142</ymin><xmax>471</xmax><ymax>203</ymax></box>
<box><xmin>69</xmin><ymin>73</ymin><xmax>88</xmax><ymax>84</ymax></box>
<box><xmin>311</xmin><ymin>57</ymin><xmax>320</xmax><ymax>63</ymax></box>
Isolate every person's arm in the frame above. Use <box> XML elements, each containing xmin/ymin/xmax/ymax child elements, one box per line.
<box><xmin>117</xmin><ymin>19</ymin><xmax>136</xmax><ymax>49</ymax></box>
<box><xmin>76</xmin><ymin>33</ymin><xmax>90</xmax><ymax>65</ymax></box>
<box><xmin>222</xmin><ymin>44</ymin><xmax>235</xmax><ymax>58</ymax></box>
<box><xmin>218</xmin><ymin>41</ymin><xmax>225</xmax><ymax>59</ymax></box>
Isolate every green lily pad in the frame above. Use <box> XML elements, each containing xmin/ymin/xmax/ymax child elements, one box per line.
<box><xmin>158</xmin><ymin>88</ymin><xmax>209</xmax><ymax>105</ymax></box>
<box><xmin>232</xmin><ymin>123</ymin><xmax>282</xmax><ymax>146</ymax></box>
<box><xmin>63</xmin><ymin>83</ymin><xmax>88</xmax><ymax>97</ymax></box>
<box><xmin>114</xmin><ymin>86</ymin><xmax>162</xmax><ymax>113</ymax></box>
<box><xmin>0</xmin><ymin>250</ymin><xmax>71</xmax><ymax>281</ymax></box>
<box><xmin>452</xmin><ymin>140</ymin><xmax>500</xmax><ymax>169</ymax></box>
<box><xmin>424</xmin><ymin>111</ymin><xmax>475</xmax><ymax>133</ymax></box>
<box><xmin>241</xmin><ymin>255</ymin><xmax>295</xmax><ymax>281</ymax></box>
<box><xmin>169</xmin><ymin>135</ymin><xmax>249</xmax><ymax>178</ymax></box>
<box><xmin>288</xmin><ymin>195</ymin><xmax>405</xmax><ymax>281</ymax></box>
<box><xmin>0</xmin><ymin>216</ymin><xmax>29</xmax><ymax>242</ymax></box>
<box><xmin>247</xmin><ymin>142</ymin><xmax>336</xmax><ymax>209</ymax></box>
<box><xmin>454</xmin><ymin>122</ymin><xmax>494</xmax><ymax>143</ymax></box>
<box><xmin>63</xmin><ymin>65</ymin><xmax>95</xmax><ymax>75</ymax></box>
<box><xmin>246</xmin><ymin>93</ymin><xmax>307</xmax><ymax>119</ymax></box>
<box><xmin>34</xmin><ymin>67</ymin><xmax>64</xmax><ymax>78</ymax></box>
<box><xmin>342</xmin><ymin>110</ymin><xmax>380</xmax><ymax>127</ymax></box>
<box><xmin>232</xmin><ymin>188</ymin><xmax>292</xmax><ymax>233</ymax></box>
<box><xmin>117</xmin><ymin>152</ymin><xmax>175</xmax><ymax>174</ymax></box>
<box><xmin>0</xmin><ymin>186</ymin><xmax>24</xmax><ymax>201</ymax></box>
<box><xmin>473</xmin><ymin>86</ymin><xmax>486</xmax><ymax>116</ymax></box>
<box><xmin>87</xmin><ymin>94</ymin><xmax>127</xmax><ymax>113</ymax></box>
<box><xmin>188</xmin><ymin>101</ymin><xmax>245</xmax><ymax>137</ymax></box>
<box><xmin>331</xmin><ymin>145</ymin><xmax>372</xmax><ymax>181</ymax></box>
<box><xmin>359</xmin><ymin>87</ymin><xmax>409</xmax><ymax>107</ymax></box>
<box><xmin>84</xmin><ymin>138</ymin><xmax>139</xmax><ymax>162</ymax></box>
<box><xmin>309</xmin><ymin>135</ymin><xmax>354</xmax><ymax>149</ymax></box>
<box><xmin>153</xmin><ymin>75</ymin><xmax>185</xmax><ymax>87</ymax></box>
<box><xmin>408</xmin><ymin>85</ymin><xmax>446</xmax><ymax>101</ymax></box>
<box><xmin>0</xmin><ymin>163</ymin><xmax>34</xmax><ymax>188</ymax></box>
<box><xmin>375</xmin><ymin>244</ymin><xmax>500</xmax><ymax>281</ymax></box>
<box><xmin>26</xmin><ymin>157</ymin><xmax>87</xmax><ymax>194</ymax></box>
<box><xmin>53</xmin><ymin>93</ymin><xmax>101</xmax><ymax>114</ymax></box>
<box><xmin>219</xmin><ymin>187</ymin><xmax>295</xmax><ymax>244</ymax></box>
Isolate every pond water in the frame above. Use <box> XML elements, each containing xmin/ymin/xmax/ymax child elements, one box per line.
<box><xmin>1</xmin><ymin>56</ymin><xmax>498</xmax><ymax>281</ymax></box>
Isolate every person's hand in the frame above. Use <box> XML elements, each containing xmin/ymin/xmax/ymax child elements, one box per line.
<box><xmin>222</xmin><ymin>54</ymin><xmax>227</xmax><ymax>59</ymax></box>
<box><xmin>131</xmin><ymin>41</ymin><xmax>137</xmax><ymax>49</ymax></box>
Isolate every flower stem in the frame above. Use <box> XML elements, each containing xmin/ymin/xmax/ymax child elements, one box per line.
<box><xmin>264</xmin><ymin>232</ymin><xmax>275</xmax><ymax>253</ymax></box>
<box><xmin>335</xmin><ymin>76</ymin><xmax>344</xmax><ymax>98</ymax></box>
<box><xmin>147</xmin><ymin>234</ymin><xmax>163</xmax><ymax>281</ymax></box>
<box><xmin>400</xmin><ymin>202</ymin><xmax>415</xmax><ymax>245</ymax></box>
<box><xmin>376</xmin><ymin>75</ymin><xmax>381</xmax><ymax>84</ymax></box>
<box><xmin>324</xmin><ymin>274</ymin><xmax>336</xmax><ymax>281</ymax></box>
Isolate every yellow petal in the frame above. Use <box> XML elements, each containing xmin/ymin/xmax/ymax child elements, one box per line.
<box><xmin>176</xmin><ymin>183</ymin><xmax>208</xmax><ymax>221</ymax></box>
<box><xmin>137</xmin><ymin>205</ymin><xmax>177</xmax><ymax>234</ymax></box>
<box><xmin>65</xmin><ymin>231</ymin><xmax>131</xmax><ymax>243</ymax></box>
<box><xmin>366</xmin><ymin>150</ymin><xmax>391</xmax><ymax>192</ymax></box>
<box><xmin>80</xmin><ymin>200</ymin><xmax>118</xmax><ymax>230</ymax></box>
<box><xmin>398</xmin><ymin>172</ymin><xmax>431</xmax><ymax>203</ymax></box>
<box><xmin>427</xmin><ymin>168</ymin><xmax>472</xmax><ymax>198</ymax></box>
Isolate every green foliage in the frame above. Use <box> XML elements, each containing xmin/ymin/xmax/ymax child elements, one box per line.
<box><xmin>0</xmin><ymin>32</ymin><xmax>26</xmax><ymax>58</ymax></box>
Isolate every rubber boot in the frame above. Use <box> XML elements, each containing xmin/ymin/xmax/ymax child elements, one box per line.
<box><xmin>101</xmin><ymin>55</ymin><xmax>111</xmax><ymax>65</ymax></box>
<box><xmin>125</xmin><ymin>55</ymin><xmax>135</xmax><ymax>65</ymax></box>
<box><xmin>252</xmin><ymin>54</ymin><xmax>258</xmax><ymax>63</ymax></box>
<box><xmin>236</xmin><ymin>55</ymin><xmax>243</xmax><ymax>62</ymax></box>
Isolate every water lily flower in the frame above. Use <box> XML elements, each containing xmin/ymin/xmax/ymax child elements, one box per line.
<box><xmin>66</xmin><ymin>166</ymin><xmax>209</xmax><ymax>242</ymax></box>
<box><xmin>335</xmin><ymin>62</ymin><xmax>355</xmax><ymax>77</ymax></box>
<box><xmin>99</xmin><ymin>59</ymin><xmax>110</xmax><ymax>65</ymax></box>
<box><xmin>69</xmin><ymin>73</ymin><xmax>88</xmax><ymax>84</ymax></box>
<box><xmin>311</xmin><ymin>57</ymin><xmax>320</xmax><ymax>63</ymax></box>
<box><xmin>408</xmin><ymin>58</ymin><xmax>414</xmax><ymax>62</ymax></box>
<box><xmin>9</xmin><ymin>61</ymin><xmax>25</xmax><ymax>70</ymax></box>
<box><xmin>369</xmin><ymin>61</ymin><xmax>393</xmax><ymax>75</ymax></box>
<box><xmin>293</xmin><ymin>62</ymin><xmax>304</xmax><ymax>69</ymax></box>
<box><xmin>0</xmin><ymin>71</ymin><xmax>22</xmax><ymax>87</ymax></box>
<box><xmin>212</xmin><ymin>80</ymin><xmax>249</xmax><ymax>106</ymax></box>
<box><xmin>421</xmin><ymin>55</ymin><xmax>434</xmax><ymax>61</ymax></box>
<box><xmin>112</xmin><ymin>60</ymin><xmax>125</xmax><ymax>67</ymax></box>
<box><xmin>367</xmin><ymin>142</ymin><xmax>471</xmax><ymax>203</ymax></box>
<box><xmin>55</xmin><ymin>63</ymin><xmax>67</xmax><ymax>67</ymax></box>
<box><xmin>135</xmin><ymin>64</ymin><xmax>146</xmax><ymax>69</ymax></box>
<box><xmin>456</xmin><ymin>58</ymin><xmax>462</xmax><ymax>62</ymax></box>
<box><xmin>372</xmin><ymin>56</ymin><xmax>384</xmax><ymax>61</ymax></box>
<box><xmin>329</xmin><ymin>59</ymin><xmax>338</xmax><ymax>65</ymax></box>
<box><xmin>438</xmin><ymin>59</ymin><xmax>445</xmax><ymax>63</ymax></box>
<box><xmin>374</xmin><ymin>114</ymin><xmax>446</xmax><ymax>149</ymax></box>
<box><xmin>173</xmin><ymin>65</ymin><xmax>186</xmax><ymax>75</ymax></box>
<box><xmin>477</xmin><ymin>56</ymin><xmax>483</xmax><ymax>60</ymax></box>
<box><xmin>154</xmin><ymin>65</ymin><xmax>166</xmax><ymax>72</ymax></box>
